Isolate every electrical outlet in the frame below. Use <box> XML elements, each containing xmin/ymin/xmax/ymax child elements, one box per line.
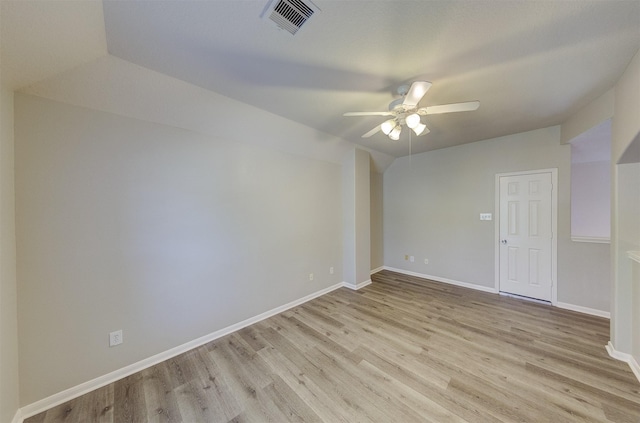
<box><xmin>309</xmin><ymin>273</ymin><xmax>314</xmax><ymax>281</ymax></box>
<box><xmin>480</xmin><ymin>213</ymin><xmax>493</xmax><ymax>221</ymax></box>
<box><xmin>329</xmin><ymin>267</ymin><xmax>334</xmax><ymax>274</ymax></box>
<box><xmin>410</xmin><ymin>256</ymin><xmax>415</xmax><ymax>262</ymax></box>
<box><xmin>424</xmin><ymin>258</ymin><xmax>429</xmax><ymax>265</ymax></box>
<box><xmin>404</xmin><ymin>255</ymin><xmax>409</xmax><ymax>260</ymax></box>
<box><xmin>109</xmin><ymin>330</ymin><xmax>123</xmax><ymax>347</ymax></box>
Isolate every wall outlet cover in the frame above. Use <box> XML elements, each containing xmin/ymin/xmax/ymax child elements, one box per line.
<box><xmin>480</xmin><ymin>213</ymin><xmax>493</xmax><ymax>221</ymax></box>
<box><xmin>109</xmin><ymin>330</ymin><xmax>123</xmax><ymax>347</ymax></box>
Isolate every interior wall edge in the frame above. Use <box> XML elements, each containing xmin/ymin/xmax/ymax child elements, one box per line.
<box><xmin>11</xmin><ymin>409</ymin><xmax>23</xmax><ymax>423</ymax></box>
<box><xmin>343</xmin><ymin>279</ymin><xmax>372</xmax><ymax>291</ymax></box>
<box><xmin>560</xmin><ymin>88</ymin><xmax>613</xmax><ymax>144</ymax></box>
<box><xmin>605</xmin><ymin>341</ymin><xmax>640</xmax><ymax>384</ymax></box>
<box><xmin>0</xmin><ymin>85</ymin><xmax>20</xmax><ymax>423</ymax></box>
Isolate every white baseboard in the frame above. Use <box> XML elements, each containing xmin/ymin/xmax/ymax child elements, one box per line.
<box><xmin>555</xmin><ymin>301</ymin><xmax>610</xmax><ymax>319</ymax></box>
<box><xmin>606</xmin><ymin>341</ymin><xmax>640</xmax><ymax>383</ymax></box>
<box><xmin>11</xmin><ymin>409</ymin><xmax>23</xmax><ymax>423</ymax></box>
<box><xmin>383</xmin><ymin>267</ymin><xmax>611</xmax><ymax>319</ymax></box>
<box><xmin>370</xmin><ymin>266</ymin><xmax>384</xmax><ymax>275</ymax></box>
<box><xmin>15</xmin><ymin>269</ymin><xmax>621</xmax><ymax>422</ymax></box>
<box><xmin>383</xmin><ymin>266</ymin><xmax>498</xmax><ymax>294</ymax></box>
<box><xmin>499</xmin><ymin>292</ymin><xmax>550</xmax><ymax>305</ymax></box>
<box><xmin>17</xmin><ymin>282</ymin><xmax>345</xmax><ymax>422</ymax></box>
<box><xmin>343</xmin><ymin>279</ymin><xmax>371</xmax><ymax>290</ymax></box>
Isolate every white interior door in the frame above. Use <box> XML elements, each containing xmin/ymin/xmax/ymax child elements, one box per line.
<box><xmin>499</xmin><ymin>171</ymin><xmax>554</xmax><ymax>301</ymax></box>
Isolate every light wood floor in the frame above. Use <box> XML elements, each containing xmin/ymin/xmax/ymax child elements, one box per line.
<box><xmin>26</xmin><ymin>270</ymin><xmax>640</xmax><ymax>422</ymax></box>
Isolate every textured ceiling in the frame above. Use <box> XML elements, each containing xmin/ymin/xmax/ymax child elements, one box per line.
<box><xmin>2</xmin><ymin>1</ymin><xmax>639</xmax><ymax>159</ymax></box>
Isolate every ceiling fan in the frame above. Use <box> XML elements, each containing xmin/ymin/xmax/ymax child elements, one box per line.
<box><xmin>344</xmin><ymin>81</ymin><xmax>479</xmax><ymax>140</ymax></box>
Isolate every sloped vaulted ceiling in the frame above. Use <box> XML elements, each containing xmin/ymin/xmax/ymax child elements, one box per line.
<box><xmin>3</xmin><ymin>1</ymin><xmax>640</xmax><ymax>160</ymax></box>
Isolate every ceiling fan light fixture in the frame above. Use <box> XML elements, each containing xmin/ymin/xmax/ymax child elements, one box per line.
<box><xmin>344</xmin><ymin>81</ymin><xmax>479</xmax><ymax>141</ymax></box>
<box><xmin>381</xmin><ymin>119</ymin><xmax>397</xmax><ymax>135</ymax></box>
<box><xmin>413</xmin><ymin>123</ymin><xmax>427</xmax><ymax>136</ymax></box>
<box><xmin>389</xmin><ymin>126</ymin><xmax>401</xmax><ymax>140</ymax></box>
<box><xmin>405</xmin><ymin>113</ymin><xmax>420</xmax><ymax>129</ymax></box>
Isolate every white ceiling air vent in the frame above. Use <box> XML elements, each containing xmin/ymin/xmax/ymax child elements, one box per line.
<box><xmin>261</xmin><ymin>0</ymin><xmax>320</xmax><ymax>35</ymax></box>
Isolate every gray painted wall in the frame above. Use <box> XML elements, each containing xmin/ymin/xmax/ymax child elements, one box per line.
<box><xmin>611</xmin><ymin>48</ymin><xmax>640</xmax><ymax>357</ymax></box>
<box><xmin>370</xmin><ymin>172</ymin><xmax>384</xmax><ymax>271</ymax></box>
<box><xmin>15</xmin><ymin>94</ymin><xmax>344</xmax><ymax>405</ymax></box>
<box><xmin>570</xmin><ymin>160</ymin><xmax>610</xmax><ymax>239</ymax></box>
<box><xmin>383</xmin><ymin>126</ymin><xmax>611</xmax><ymax>312</ymax></box>
<box><xmin>0</xmin><ymin>86</ymin><xmax>19</xmax><ymax>423</ymax></box>
<box><xmin>342</xmin><ymin>149</ymin><xmax>371</xmax><ymax>287</ymax></box>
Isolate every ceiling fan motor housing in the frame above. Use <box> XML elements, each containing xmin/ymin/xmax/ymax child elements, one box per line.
<box><xmin>396</xmin><ymin>84</ymin><xmax>410</xmax><ymax>96</ymax></box>
<box><xmin>389</xmin><ymin>97</ymin><xmax>406</xmax><ymax>111</ymax></box>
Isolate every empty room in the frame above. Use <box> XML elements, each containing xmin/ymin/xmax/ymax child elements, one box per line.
<box><xmin>1</xmin><ymin>1</ymin><xmax>640</xmax><ymax>422</ymax></box>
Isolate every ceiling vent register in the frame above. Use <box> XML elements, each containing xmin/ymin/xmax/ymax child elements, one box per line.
<box><xmin>261</xmin><ymin>0</ymin><xmax>319</xmax><ymax>35</ymax></box>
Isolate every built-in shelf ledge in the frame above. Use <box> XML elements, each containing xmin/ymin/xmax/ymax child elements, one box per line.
<box><xmin>628</xmin><ymin>251</ymin><xmax>640</xmax><ymax>264</ymax></box>
<box><xmin>572</xmin><ymin>236</ymin><xmax>610</xmax><ymax>244</ymax></box>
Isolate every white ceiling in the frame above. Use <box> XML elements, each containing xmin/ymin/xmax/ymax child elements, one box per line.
<box><xmin>2</xmin><ymin>1</ymin><xmax>640</xmax><ymax>159</ymax></box>
<box><xmin>0</xmin><ymin>0</ymin><xmax>106</xmax><ymax>90</ymax></box>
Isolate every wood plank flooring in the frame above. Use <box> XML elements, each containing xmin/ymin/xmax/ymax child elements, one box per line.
<box><xmin>25</xmin><ymin>270</ymin><xmax>640</xmax><ymax>422</ymax></box>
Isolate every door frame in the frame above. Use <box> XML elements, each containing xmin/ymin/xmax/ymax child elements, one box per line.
<box><xmin>494</xmin><ymin>168</ymin><xmax>558</xmax><ymax>304</ymax></box>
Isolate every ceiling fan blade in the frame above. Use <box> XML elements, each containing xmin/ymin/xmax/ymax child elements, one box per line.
<box><xmin>344</xmin><ymin>111</ymin><xmax>393</xmax><ymax>116</ymax></box>
<box><xmin>402</xmin><ymin>81</ymin><xmax>432</xmax><ymax>108</ymax></box>
<box><xmin>362</xmin><ymin>125</ymin><xmax>382</xmax><ymax>138</ymax></box>
<box><xmin>420</xmin><ymin>101</ymin><xmax>480</xmax><ymax>115</ymax></box>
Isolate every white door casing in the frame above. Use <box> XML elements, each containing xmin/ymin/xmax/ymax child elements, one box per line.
<box><xmin>495</xmin><ymin>169</ymin><xmax>557</xmax><ymax>302</ymax></box>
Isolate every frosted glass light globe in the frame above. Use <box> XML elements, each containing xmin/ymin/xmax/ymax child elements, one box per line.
<box><xmin>389</xmin><ymin>126</ymin><xmax>401</xmax><ymax>140</ymax></box>
<box><xmin>413</xmin><ymin>123</ymin><xmax>427</xmax><ymax>136</ymax></box>
<box><xmin>405</xmin><ymin>113</ymin><xmax>420</xmax><ymax>129</ymax></box>
<box><xmin>381</xmin><ymin>119</ymin><xmax>397</xmax><ymax>135</ymax></box>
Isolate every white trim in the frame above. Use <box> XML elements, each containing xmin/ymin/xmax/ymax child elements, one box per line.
<box><xmin>606</xmin><ymin>341</ymin><xmax>628</xmax><ymax>361</ymax></box>
<box><xmin>494</xmin><ymin>168</ymin><xmax>558</xmax><ymax>305</ymax></box>
<box><xmin>370</xmin><ymin>266</ymin><xmax>384</xmax><ymax>275</ymax></box>
<box><xmin>627</xmin><ymin>250</ymin><xmax>640</xmax><ymax>264</ymax></box>
<box><xmin>11</xmin><ymin>409</ymin><xmax>23</xmax><ymax>423</ymax></box>
<box><xmin>343</xmin><ymin>279</ymin><xmax>372</xmax><ymax>290</ymax></box>
<box><xmin>627</xmin><ymin>354</ymin><xmax>639</xmax><ymax>381</ymax></box>
<box><xmin>383</xmin><ymin>267</ymin><xmax>610</xmax><ymax>320</ymax></box>
<box><xmin>383</xmin><ymin>266</ymin><xmax>498</xmax><ymax>294</ymax></box>
<box><xmin>499</xmin><ymin>292</ymin><xmax>551</xmax><ymax>305</ymax></box>
<box><xmin>571</xmin><ymin>236</ymin><xmax>610</xmax><ymax>244</ymax></box>
<box><xmin>555</xmin><ymin>301</ymin><xmax>610</xmax><ymax>319</ymax></box>
<box><xmin>606</xmin><ymin>341</ymin><xmax>640</xmax><ymax>383</ymax></box>
<box><xmin>17</xmin><ymin>282</ymin><xmax>344</xmax><ymax>421</ymax></box>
